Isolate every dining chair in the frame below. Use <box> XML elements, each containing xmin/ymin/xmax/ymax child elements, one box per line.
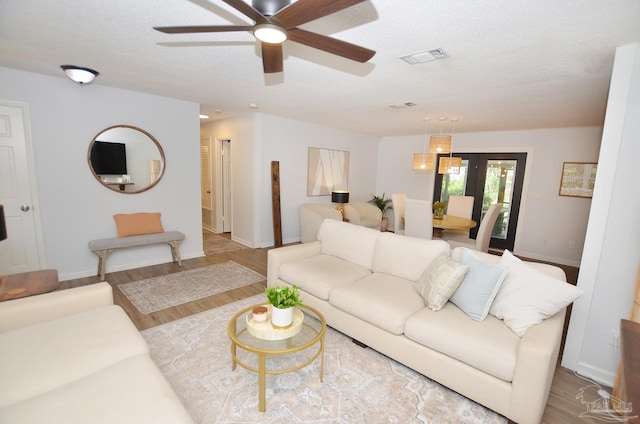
<box><xmin>403</xmin><ymin>199</ymin><xmax>433</xmax><ymax>239</ymax></box>
<box><xmin>391</xmin><ymin>193</ymin><xmax>407</xmax><ymax>235</ymax></box>
<box><xmin>445</xmin><ymin>195</ymin><xmax>475</xmax><ymax>236</ymax></box>
<box><xmin>444</xmin><ymin>203</ymin><xmax>503</xmax><ymax>252</ymax></box>
<box><xmin>446</xmin><ymin>195</ymin><xmax>474</xmax><ymax>219</ymax></box>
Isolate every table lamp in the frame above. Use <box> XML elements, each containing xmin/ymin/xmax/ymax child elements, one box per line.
<box><xmin>331</xmin><ymin>190</ymin><xmax>349</xmax><ymax>221</ymax></box>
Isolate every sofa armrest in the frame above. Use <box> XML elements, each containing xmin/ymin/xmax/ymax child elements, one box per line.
<box><xmin>508</xmin><ymin>309</ymin><xmax>565</xmax><ymax>424</ymax></box>
<box><xmin>0</xmin><ymin>282</ymin><xmax>114</xmax><ymax>333</ymax></box>
<box><xmin>267</xmin><ymin>242</ymin><xmax>322</xmax><ymax>287</ymax></box>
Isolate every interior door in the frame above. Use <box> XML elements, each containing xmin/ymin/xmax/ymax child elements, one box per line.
<box><xmin>200</xmin><ymin>138</ymin><xmax>213</xmax><ymax>231</ymax></box>
<box><xmin>435</xmin><ymin>153</ymin><xmax>527</xmax><ymax>251</ymax></box>
<box><xmin>0</xmin><ymin>101</ymin><xmax>43</xmax><ymax>273</ymax></box>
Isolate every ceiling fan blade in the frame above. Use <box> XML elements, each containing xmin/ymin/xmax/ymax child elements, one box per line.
<box><xmin>154</xmin><ymin>25</ymin><xmax>254</xmax><ymax>34</ymax></box>
<box><xmin>287</xmin><ymin>28</ymin><xmax>375</xmax><ymax>63</ymax></box>
<box><xmin>221</xmin><ymin>0</ymin><xmax>267</xmax><ymax>24</ymax></box>
<box><xmin>273</xmin><ymin>0</ymin><xmax>366</xmax><ymax>29</ymax></box>
<box><xmin>261</xmin><ymin>42</ymin><xmax>284</xmax><ymax>73</ymax></box>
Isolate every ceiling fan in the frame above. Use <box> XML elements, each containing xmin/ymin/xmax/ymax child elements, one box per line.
<box><xmin>154</xmin><ymin>0</ymin><xmax>375</xmax><ymax>73</ymax></box>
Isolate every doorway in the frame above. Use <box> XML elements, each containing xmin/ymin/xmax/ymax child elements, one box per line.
<box><xmin>434</xmin><ymin>152</ymin><xmax>527</xmax><ymax>251</ymax></box>
<box><xmin>217</xmin><ymin>139</ymin><xmax>232</xmax><ymax>233</ymax></box>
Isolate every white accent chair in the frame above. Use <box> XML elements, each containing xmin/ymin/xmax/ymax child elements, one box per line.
<box><xmin>444</xmin><ymin>203</ymin><xmax>503</xmax><ymax>252</ymax></box>
<box><xmin>299</xmin><ymin>203</ymin><xmax>342</xmax><ymax>243</ymax></box>
<box><xmin>344</xmin><ymin>202</ymin><xmax>382</xmax><ymax>231</ymax></box>
<box><xmin>391</xmin><ymin>193</ymin><xmax>407</xmax><ymax>234</ymax></box>
<box><xmin>403</xmin><ymin>199</ymin><xmax>433</xmax><ymax>239</ymax></box>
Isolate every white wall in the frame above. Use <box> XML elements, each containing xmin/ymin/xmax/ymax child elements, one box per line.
<box><xmin>563</xmin><ymin>43</ymin><xmax>640</xmax><ymax>386</ymax></box>
<box><xmin>201</xmin><ymin>113</ymin><xmax>379</xmax><ymax>248</ymax></box>
<box><xmin>377</xmin><ymin>127</ymin><xmax>602</xmax><ymax>266</ymax></box>
<box><xmin>0</xmin><ymin>66</ymin><xmax>203</xmax><ymax>281</ymax></box>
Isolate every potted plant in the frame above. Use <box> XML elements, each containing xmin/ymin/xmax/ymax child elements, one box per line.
<box><xmin>265</xmin><ymin>285</ymin><xmax>303</xmax><ymax>327</ymax></box>
<box><xmin>433</xmin><ymin>200</ymin><xmax>446</xmax><ymax>219</ymax></box>
<box><xmin>369</xmin><ymin>193</ymin><xmax>393</xmax><ymax>232</ymax></box>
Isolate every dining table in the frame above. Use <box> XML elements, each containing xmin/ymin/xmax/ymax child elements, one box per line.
<box><xmin>432</xmin><ymin>215</ymin><xmax>477</xmax><ymax>238</ymax></box>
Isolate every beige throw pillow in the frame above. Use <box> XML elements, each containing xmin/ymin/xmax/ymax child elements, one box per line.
<box><xmin>414</xmin><ymin>254</ymin><xmax>469</xmax><ymax>311</ymax></box>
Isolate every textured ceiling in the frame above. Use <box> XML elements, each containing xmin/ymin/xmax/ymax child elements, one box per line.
<box><xmin>1</xmin><ymin>0</ymin><xmax>639</xmax><ymax>136</ymax></box>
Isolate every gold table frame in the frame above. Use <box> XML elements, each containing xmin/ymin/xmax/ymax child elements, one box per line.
<box><xmin>227</xmin><ymin>303</ymin><xmax>326</xmax><ymax>412</ymax></box>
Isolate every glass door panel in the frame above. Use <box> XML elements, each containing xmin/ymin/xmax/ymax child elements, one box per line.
<box><xmin>483</xmin><ymin>160</ymin><xmax>517</xmax><ymax>240</ymax></box>
<box><xmin>440</xmin><ymin>160</ymin><xmax>469</xmax><ymax>203</ymax></box>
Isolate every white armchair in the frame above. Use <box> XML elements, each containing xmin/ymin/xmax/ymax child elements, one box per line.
<box><xmin>344</xmin><ymin>201</ymin><xmax>382</xmax><ymax>231</ymax></box>
<box><xmin>298</xmin><ymin>203</ymin><xmax>342</xmax><ymax>243</ymax></box>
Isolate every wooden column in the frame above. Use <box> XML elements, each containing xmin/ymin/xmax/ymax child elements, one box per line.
<box><xmin>271</xmin><ymin>161</ymin><xmax>282</xmax><ymax>247</ymax></box>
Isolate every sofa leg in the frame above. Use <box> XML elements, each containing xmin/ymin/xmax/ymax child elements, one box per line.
<box><xmin>352</xmin><ymin>338</ymin><xmax>368</xmax><ymax>348</ymax></box>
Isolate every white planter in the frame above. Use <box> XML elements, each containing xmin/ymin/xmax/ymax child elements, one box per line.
<box><xmin>271</xmin><ymin>306</ymin><xmax>293</xmax><ymax>327</ymax></box>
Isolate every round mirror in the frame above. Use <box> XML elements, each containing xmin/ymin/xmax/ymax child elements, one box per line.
<box><xmin>88</xmin><ymin>125</ymin><xmax>165</xmax><ymax>194</ymax></box>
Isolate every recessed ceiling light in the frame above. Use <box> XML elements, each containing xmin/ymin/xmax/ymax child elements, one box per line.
<box><xmin>248</xmin><ymin>103</ymin><xmax>259</xmax><ymax>109</ymax></box>
<box><xmin>199</xmin><ymin>114</ymin><xmax>210</xmax><ymax>119</ymax></box>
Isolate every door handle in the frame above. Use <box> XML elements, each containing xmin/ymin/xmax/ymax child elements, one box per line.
<box><xmin>20</xmin><ymin>205</ymin><xmax>30</xmax><ymax>212</ymax></box>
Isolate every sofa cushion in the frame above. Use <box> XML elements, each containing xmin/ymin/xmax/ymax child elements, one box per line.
<box><xmin>413</xmin><ymin>254</ymin><xmax>468</xmax><ymax>311</ymax></box>
<box><xmin>404</xmin><ymin>303</ymin><xmax>520</xmax><ymax>382</ymax></box>
<box><xmin>329</xmin><ymin>273</ymin><xmax>425</xmax><ymax>335</ymax></box>
<box><xmin>318</xmin><ymin>219</ymin><xmax>381</xmax><ymax>269</ymax></box>
<box><xmin>372</xmin><ymin>232</ymin><xmax>450</xmax><ymax>281</ymax></box>
<box><xmin>449</xmin><ymin>248</ymin><xmax>508</xmax><ymax>321</ymax></box>
<box><xmin>278</xmin><ymin>254</ymin><xmax>372</xmax><ymax>300</ymax></box>
<box><xmin>0</xmin><ymin>354</ymin><xmax>194</xmax><ymax>424</ymax></box>
<box><xmin>489</xmin><ymin>250</ymin><xmax>583</xmax><ymax>336</ymax></box>
<box><xmin>0</xmin><ymin>305</ymin><xmax>149</xmax><ymax>408</ymax></box>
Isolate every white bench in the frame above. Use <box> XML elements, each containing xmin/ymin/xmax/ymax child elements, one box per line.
<box><xmin>88</xmin><ymin>231</ymin><xmax>185</xmax><ymax>281</ymax></box>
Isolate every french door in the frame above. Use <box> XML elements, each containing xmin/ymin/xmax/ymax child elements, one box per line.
<box><xmin>434</xmin><ymin>153</ymin><xmax>527</xmax><ymax>251</ymax></box>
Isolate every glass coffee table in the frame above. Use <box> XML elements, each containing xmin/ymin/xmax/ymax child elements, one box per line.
<box><xmin>227</xmin><ymin>303</ymin><xmax>326</xmax><ymax>412</ymax></box>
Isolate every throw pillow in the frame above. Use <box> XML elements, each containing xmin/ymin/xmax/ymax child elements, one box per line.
<box><xmin>414</xmin><ymin>254</ymin><xmax>469</xmax><ymax>312</ymax></box>
<box><xmin>489</xmin><ymin>250</ymin><xmax>584</xmax><ymax>336</ymax></box>
<box><xmin>449</xmin><ymin>248</ymin><xmax>508</xmax><ymax>321</ymax></box>
<box><xmin>113</xmin><ymin>212</ymin><xmax>164</xmax><ymax>237</ymax></box>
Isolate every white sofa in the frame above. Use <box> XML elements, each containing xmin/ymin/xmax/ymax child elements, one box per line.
<box><xmin>267</xmin><ymin>219</ymin><xmax>582</xmax><ymax>424</ymax></box>
<box><xmin>0</xmin><ymin>282</ymin><xmax>194</xmax><ymax>424</ymax></box>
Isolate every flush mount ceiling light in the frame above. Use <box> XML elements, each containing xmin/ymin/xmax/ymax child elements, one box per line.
<box><xmin>60</xmin><ymin>65</ymin><xmax>99</xmax><ymax>85</ymax></box>
<box><xmin>400</xmin><ymin>48</ymin><xmax>447</xmax><ymax>65</ymax></box>
<box><xmin>253</xmin><ymin>23</ymin><xmax>287</xmax><ymax>44</ymax></box>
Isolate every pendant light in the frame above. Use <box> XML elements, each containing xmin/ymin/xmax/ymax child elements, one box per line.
<box><xmin>438</xmin><ymin>118</ymin><xmax>461</xmax><ymax>175</ymax></box>
<box><xmin>412</xmin><ymin>118</ymin><xmax>435</xmax><ymax>170</ymax></box>
<box><xmin>429</xmin><ymin>117</ymin><xmax>451</xmax><ymax>154</ymax></box>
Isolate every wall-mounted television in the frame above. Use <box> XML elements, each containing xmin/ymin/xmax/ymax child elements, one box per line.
<box><xmin>90</xmin><ymin>141</ymin><xmax>127</xmax><ymax>175</ymax></box>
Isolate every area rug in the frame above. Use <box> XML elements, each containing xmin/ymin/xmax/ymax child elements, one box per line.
<box><xmin>141</xmin><ymin>294</ymin><xmax>506</xmax><ymax>424</ymax></box>
<box><xmin>204</xmin><ymin>232</ymin><xmax>248</xmax><ymax>255</ymax></box>
<box><xmin>119</xmin><ymin>262</ymin><xmax>265</xmax><ymax>314</ymax></box>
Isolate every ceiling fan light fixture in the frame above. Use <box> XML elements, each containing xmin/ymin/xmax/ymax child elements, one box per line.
<box><xmin>60</xmin><ymin>65</ymin><xmax>99</xmax><ymax>85</ymax></box>
<box><xmin>253</xmin><ymin>23</ymin><xmax>287</xmax><ymax>44</ymax></box>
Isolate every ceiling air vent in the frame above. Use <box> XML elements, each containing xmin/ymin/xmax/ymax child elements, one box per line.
<box><xmin>400</xmin><ymin>48</ymin><xmax>447</xmax><ymax>65</ymax></box>
<box><xmin>389</xmin><ymin>102</ymin><xmax>417</xmax><ymax>109</ymax></box>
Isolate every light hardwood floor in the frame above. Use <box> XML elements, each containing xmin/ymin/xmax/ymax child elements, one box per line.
<box><xmin>61</xmin><ymin>236</ymin><xmax>607</xmax><ymax>424</ymax></box>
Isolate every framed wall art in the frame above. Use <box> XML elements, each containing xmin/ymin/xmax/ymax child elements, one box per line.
<box><xmin>307</xmin><ymin>147</ymin><xmax>349</xmax><ymax>196</ymax></box>
<box><xmin>559</xmin><ymin>162</ymin><xmax>597</xmax><ymax>198</ymax></box>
